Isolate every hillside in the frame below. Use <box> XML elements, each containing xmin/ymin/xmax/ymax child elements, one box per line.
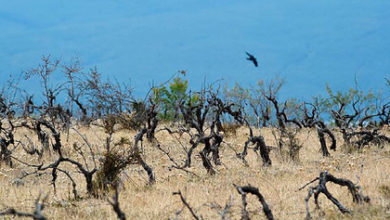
<box><xmin>0</xmin><ymin>123</ymin><xmax>389</xmax><ymax>219</ymax></box>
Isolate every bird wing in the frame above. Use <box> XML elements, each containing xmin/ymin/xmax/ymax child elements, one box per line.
<box><xmin>245</xmin><ymin>51</ymin><xmax>258</xmax><ymax>67</ymax></box>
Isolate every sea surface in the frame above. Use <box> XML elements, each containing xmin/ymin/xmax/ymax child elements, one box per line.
<box><xmin>0</xmin><ymin>0</ymin><xmax>389</xmax><ymax>98</ymax></box>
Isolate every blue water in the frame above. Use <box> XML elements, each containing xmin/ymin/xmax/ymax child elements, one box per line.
<box><xmin>1</xmin><ymin>0</ymin><xmax>389</xmax><ymax>98</ymax></box>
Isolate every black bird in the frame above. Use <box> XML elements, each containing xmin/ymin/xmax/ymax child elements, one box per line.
<box><xmin>245</xmin><ymin>51</ymin><xmax>258</xmax><ymax>67</ymax></box>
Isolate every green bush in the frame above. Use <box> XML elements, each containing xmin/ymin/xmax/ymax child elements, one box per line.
<box><xmin>152</xmin><ymin>75</ymin><xmax>189</xmax><ymax>121</ymax></box>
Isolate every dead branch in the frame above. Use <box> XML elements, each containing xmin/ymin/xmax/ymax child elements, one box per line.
<box><xmin>203</xmin><ymin>195</ymin><xmax>234</xmax><ymax>220</ymax></box>
<box><xmin>0</xmin><ymin>115</ymin><xmax>16</xmax><ymax>167</ymax></box>
<box><xmin>173</xmin><ymin>190</ymin><xmax>200</xmax><ymax>220</ymax></box>
<box><xmin>170</xmin><ymin>207</ymin><xmax>184</xmax><ymax>220</ymax></box>
<box><xmin>219</xmin><ymin>195</ymin><xmax>234</xmax><ymax>220</ymax></box>
<box><xmin>199</xmin><ymin>150</ymin><xmax>216</xmax><ymax>175</ymax></box>
<box><xmin>298</xmin><ymin>177</ymin><xmax>319</xmax><ymax>191</ymax></box>
<box><xmin>300</xmin><ymin>103</ymin><xmax>337</xmax><ymax>156</ymax></box>
<box><xmin>19</xmin><ymin>136</ymin><xmax>43</xmax><ymax>159</ymax></box>
<box><xmin>0</xmin><ymin>193</ymin><xmax>48</xmax><ymax>220</ymax></box>
<box><xmin>342</xmin><ymin>128</ymin><xmax>390</xmax><ymax>148</ymax></box>
<box><xmin>234</xmin><ymin>184</ymin><xmax>274</xmax><ymax>220</ymax></box>
<box><xmin>237</xmin><ymin>117</ymin><xmax>272</xmax><ymax>166</ymax></box>
<box><xmin>108</xmin><ymin>183</ymin><xmax>126</xmax><ymax>220</ymax></box>
<box><xmin>155</xmin><ymin>143</ymin><xmax>199</xmax><ymax>177</ymax></box>
<box><xmin>146</xmin><ymin>100</ymin><xmax>159</xmax><ymax>141</ymax></box>
<box><xmin>235</xmin><ymin>184</ymin><xmax>249</xmax><ymax>220</ymax></box>
<box><xmin>177</xmin><ymin>89</ymin><xmax>236</xmax><ymax>174</ymax></box>
<box><xmin>56</xmin><ymin>167</ymin><xmax>80</xmax><ymax>200</ymax></box>
<box><xmin>302</xmin><ymin>171</ymin><xmax>370</xmax><ymax>219</ymax></box>
<box><xmin>18</xmin><ymin>118</ymin><xmax>98</xmax><ymax>195</ymax></box>
<box><xmin>71</xmin><ymin>127</ymin><xmax>97</xmax><ymax>168</ymax></box>
<box><xmin>133</xmin><ymin>128</ymin><xmax>155</xmax><ymax>185</ymax></box>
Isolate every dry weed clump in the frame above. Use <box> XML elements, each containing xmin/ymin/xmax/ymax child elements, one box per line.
<box><xmin>93</xmin><ymin>148</ymin><xmax>134</xmax><ymax>194</ymax></box>
<box><xmin>222</xmin><ymin>123</ymin><xmax>241</xmax><ymax>137</ymax></box>
<box><xmin>379</xmin><ymin>185</ymin><xmax>390</xmax><ymax>199</ymax></box>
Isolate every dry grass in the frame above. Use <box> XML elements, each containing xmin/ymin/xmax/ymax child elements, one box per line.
<box><xmin>1</xmin><ymin>125</ymin><xmax>389</xmax><ymax>219</ymax></box>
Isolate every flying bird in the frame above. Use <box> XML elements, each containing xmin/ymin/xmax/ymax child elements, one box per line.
<box><xmin>245</xmin><ymin>51</ymin><xmax>258</xmax><ymax>67</ymax></box>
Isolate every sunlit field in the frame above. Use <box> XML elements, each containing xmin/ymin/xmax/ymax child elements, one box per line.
<box><xmin>0</xmin><ymin>123</ymin><xmax>389</xmax><ymax>220</ymax></box>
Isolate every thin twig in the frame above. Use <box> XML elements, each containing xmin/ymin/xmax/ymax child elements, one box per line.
<box><xmin>173</xmin><ymin>190</ymin><xmax>200</xmax><ymax>220</ymax></box>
